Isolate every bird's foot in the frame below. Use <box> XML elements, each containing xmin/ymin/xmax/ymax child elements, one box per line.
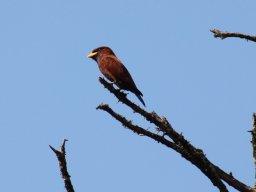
<box><xmin>116</xmin><ymin>88</ymin><xmax>127</xmax><ymax>95</ymax></box>
<box><xmin>109</xmin><ymin>82</ymin><xmax>115</xmax><ymax>87</ymax></box>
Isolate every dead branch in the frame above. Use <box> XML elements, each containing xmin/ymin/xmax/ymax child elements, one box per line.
<box><xmin>98</xmin><ymin>77</ymin><xmax>255</xmax><ymax>192</ymax></box>
<box><xmin>249</xmin><ymin>113</ymin><xmax>256</xmax><ymax>188</ymax></box>
<box><xmin>50</xmin><ymin>139</ymin><xmax>75</xmax><ymax>192</ymax></box>
<box><xmin>210</xmin><ymin>29</ymin><xmax>256</xmax><ymax>42</ymax></box>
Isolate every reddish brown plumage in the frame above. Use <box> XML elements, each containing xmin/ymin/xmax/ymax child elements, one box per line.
<box><xmin>88</xmin><ymin>46</ymin><xmax>145</xmax><ymax>106</ymax></box>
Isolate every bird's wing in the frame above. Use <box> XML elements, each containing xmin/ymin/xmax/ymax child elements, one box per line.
<box><xmin>100</xmin><ymin>56</ymin><xmax>138</xmax><ymax>90</ymax></box>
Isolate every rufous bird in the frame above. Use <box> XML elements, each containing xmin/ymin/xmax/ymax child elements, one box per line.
<box><xmin>87</xmin><ymin>46</ymin><xmax>146</xmax><ymax>106</ymax></box>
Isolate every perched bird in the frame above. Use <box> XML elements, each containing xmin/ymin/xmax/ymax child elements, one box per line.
<box><xmin>87</xmin><ymin>46</ymin><xmax>145</xmax><ymax>106</ymax></box>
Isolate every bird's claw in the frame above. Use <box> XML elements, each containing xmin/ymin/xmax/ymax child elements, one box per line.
<box><xmin>116</xmin><ymin>88</ymin><xmax>127</xmax><ymax>95</ymax></box>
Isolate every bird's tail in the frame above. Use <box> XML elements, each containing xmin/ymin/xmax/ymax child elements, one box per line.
<box><xmin>134</xmin><ymin>89</ymin><xmax>146</xmax><ymax>107</ymax></box>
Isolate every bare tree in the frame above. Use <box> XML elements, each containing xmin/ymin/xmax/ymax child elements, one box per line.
<box><xmin>51</xmin><ymin>30</ymin><xmax>256</xmax><ymax>192</ymax></box>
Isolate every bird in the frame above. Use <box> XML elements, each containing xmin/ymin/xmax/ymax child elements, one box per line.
<box><xmin>87</xmin><ymin>46</ymin><xmax>146</xmax><ymax>106</ymax></box>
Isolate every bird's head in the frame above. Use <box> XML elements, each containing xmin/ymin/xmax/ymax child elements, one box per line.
<box><xmin>87</xmin><ymin>46</ymin><xmax>116</xmax><ymax>62</ymax></box>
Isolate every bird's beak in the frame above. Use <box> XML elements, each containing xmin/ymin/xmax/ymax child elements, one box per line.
<box><xmin>87</xmin><ymin>52</ymin><xmax>98</xmax><ymax>58</ymax></box>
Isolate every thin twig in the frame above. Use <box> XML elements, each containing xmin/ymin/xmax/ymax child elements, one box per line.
<box><xmin>210</xmin><ymin>29</ymin><xmax>256</xmax><ymax>42</ymax></box>
<box><xmin>50</xmin><ymin>139</ymin><xmax>75</xmax><ymax>192</ymax></box>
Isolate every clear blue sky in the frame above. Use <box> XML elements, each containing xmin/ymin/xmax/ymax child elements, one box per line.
<box><xmin>0</xmin><ymin>0</ymin><xmax>256</xmax><ymax>191</ymax></box>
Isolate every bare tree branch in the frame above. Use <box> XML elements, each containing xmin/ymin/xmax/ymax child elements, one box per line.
<box><xmin>50</xmin><ymin>139</ymin><xmax>75</xmax><ymax>192</ymax></box>
<box><xmin>98</xmin><ymin>77</ymin><xmax>256</xmax><ymax>192</ymax></box>
<box><xmin>96</xmin><ymin>104</ymin><xmax>187</xmax><ymax>156</ymax></box>
<box><xmin>97</xmin><ymin>103</ymin><xmax>229</xmax><ymax>191</ymax></box>
<box><xmin>210</xmin><ymin>29</ymin><xmax>256</xmax><ymax>42</ymax></box>
<box><xmin>249</xmin><ymin>113</ymin><xmax>256</xmax><ymax>189</ymax></box>
<box><xmin>214</xmin><ymin>165</ymin><xmax>255</xmax><ymax>192</ymax></box>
